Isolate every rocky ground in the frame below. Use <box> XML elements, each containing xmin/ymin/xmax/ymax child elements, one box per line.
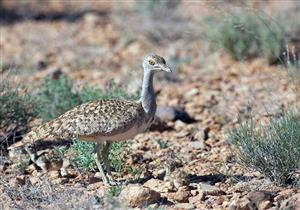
<box><xmin>1</xmin><ymin>1</ymin><xmax>300</xmax><ymax>210</ymax></box>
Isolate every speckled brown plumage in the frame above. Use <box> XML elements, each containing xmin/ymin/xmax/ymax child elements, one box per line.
<box><xmin>10</xmin><ymin>99</ymin><xmax>145</xmax><ymax>148</ymax></box>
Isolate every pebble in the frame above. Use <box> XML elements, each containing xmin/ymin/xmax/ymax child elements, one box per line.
<box><xmin>175</xmin><ymin>203</ymin><xmax>195</xmax><ymax>209</ymax></box>
<box><xmin>119</xmin><ymin>184</ymin><xmax>161</xmax><ymax>207</ymax></box>
<box><xmin>167</xmin><ymin>187</ymin><xmax>191</xmax><ymax>203</ymax></box>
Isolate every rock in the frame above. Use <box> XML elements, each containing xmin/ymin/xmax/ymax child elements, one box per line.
<box><xmin>48</xmin><ymin>159</ymin><xmax>63</xmax><ymax>171</ymax></box>
<box><xmin>175</xmin><ymin>203</ymin><xmax>195</xmax><ymax>210</ymax></box>
<box><xmin>119</xmin><ymin>184</ymin><xmax>161</xmax><ymax>207</ymax></box>
<box><xmin>193</xmin><ymin>128</ymin><xmax>209</xmax><ymax>141</ymax></box>
<box><xmin>51</xmin><ymin>177</ymin><xmax>68</xmax><ymax>185</ymax></box>
<box><xmin>87</xmin><ymin>182</ymin><xmax>106</xmax><ymax>191</ymax></box>
<box><xmin>174</xmin><ymin>120</ymin><xmax>186</xmax><ymax>130</ymax></box>
<box><xmin>198</xmin><ymin>182</ymin><xmax>225</xmax><ymax>198</ymax></box>
<box><xmin>144</xmin><ymin>178</ymin><xmax>166</xmax><ymax>193</ymax></box>
<box><xmin>60</xmin><ymin>168</ymin><xmax>77</xmax><ymax>178</ymax></box>
<box><xmin>8</xmin><ymin>148</ymin><xmax>26</xmax><ymax>163</ymax></box>
<box><xmin>156</xmin><ymin>106</ymin><xmax>177</xmax><ymax>121</ymax></box>
<box><xmin>9</xmin><ymin>175</ymin><xmax>26</xmax><ymax>187</ymax></box>
<box><xmin>25</xmin><ymin>164</ymin><xmax>37</xmax><ymax>174</ymax></box>
<box><xmin>248</xmin><ymin>191</ymin><xmax>273</xmax><ymax>210</ymax></box>
<box><xmin>0</xmin><ymin>161</ymin><xmax>9</xmax><ymax>172</ymax></box>
<box><xmin>29</xmin><ymin>177</ymin><xmax>39</xmax><ymax>185</ymax></box>
<box><xmin>156</xmin><ymin>106</ymin><xmax>195</xmax><ymax>123</ymax></box>
<box><xmin>175</xmin><ymin>131</ymin><xmax>190</xmax><ymax>138</ymax></box>
<box><xmin>189</xmin><ymin>194</ymin><xmax>202</xmax><ymax>205</ymax></box>
<box><xmin>191</xmin><ymin>190</ymin><xmax>198</xmax><ymax>196</ymax></box>
<box><xmin>188</xmin><ymin>141</ymin><xmax>205</xmax><ymax>150</ymax></box>
<box><xmin>258</xmin><ymin>200</ymin><xmax>272</xmax><ymax>210</ymax></box>
<box><xmin>229</xmin><ymin>197</ymin><xmax>251</xmax><ymax>210</ymax></box>
<box><xmin>83</xmin><ymin>12</ymin><xmax>100</xmax><ymax>27</ymax></box>
<box><xmin>48</xmin><ymin>170</ymin><xmax>60</xmax><ymax>180</ymax></box>
<box><xmin>88</xmin><ymin>176</ymin><xmax>101</xmax><ymax>184</ymax></box>
<box><xmin>185</xmin><ymin>88</ymin><xmax>199</xmax><ymax>98</ymax></box>
<box><xmin>280</xmin><ymin>193</ymin><xmax>300</xmax><ymax>210</ymax></box>
<box><xmin>167</xmin><ymin>187</ymin><xmax>191</xmax><ymax>203</ymax></box>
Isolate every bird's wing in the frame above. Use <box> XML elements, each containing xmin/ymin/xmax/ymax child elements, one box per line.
<box><xmin>9</xmin><ymin>99</ymin><xmax>143</xmax><ymax>149</ymax></box>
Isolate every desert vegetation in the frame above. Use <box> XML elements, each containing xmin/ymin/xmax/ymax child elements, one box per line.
<box><xmin>1</xmin><ymin>0</ymin><xmax>300</xmax><ymax>209</ymax></box>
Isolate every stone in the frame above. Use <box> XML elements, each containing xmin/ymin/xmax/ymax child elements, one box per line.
<box><xmin>9</xmin><ymin>175</ymin><xmax>25</xmax><ymax>187</ymax></box>
<box><xmin>25</xmin><ymin>164</ymin><xmax>37</xmax><ymax>174</ymax></box>
<box><xmin>167</xmin><ymin>187</ymin><xmax>191</xmax><ymax>203</ymax></box>
<box><xmin>0</xmin><ymin>161</ymin><xmax>9</xmax><ymax>172</ymax></box>
<box><xmin>48</xmin><ymin>159</ymin><xmax>63</xmax><ymax>171</ymax></box>
<box><xmin>156</xmin><ymin>106</ymin><xmax>177</xmax><ymax>121</ymax></box>
<box><xmin>191</xmin><ymin>190</ymin><xmax>198</xmax><ymax>196</ymax></box>
<box><xmin>29</xmin><ymin>177</ymin><xmax>39</xmax><ymax>185</ymax></box>
<box><xmin>119</xmin><ymin>184</ymin><xmax>161</xmax><ymax>207</ymax></box>
<box><xmin>60</xmin><ymin>168</ymin><xmax>77</xmax><ymax>178</ymax></box>
<box><xmin>144</xmin><ymin>178</ymin><xmax>166</xmax><ymax>193</ymax></box>
<box><xmin>83</xmin><ymin>12</ymin><xmax>100</xmax><ymax>27</ymax></box>
<box><xmin>229</xmin><ymin>197</ymin><xmax>251</xmax><ymax>210</ymax></box>
<box><xmin>198</xmin><ymin>182</ymin><xmax>225</xmax><ymax>197</ymax></box>
<box><xmin>258</xmin><ymin>200</ymin><xmax>272</xmax><ymax>210</ymax></box>
<box><xmin>174</xmin><ymin>120</ymin><xmax>186</xmax><ymax>130</ymax></box>
<box><xmin>248</xmin><ymin>191</ymin><xmax>273</xmax><ymax>210</ymax></box>
<box><xmin>48</xmin><ymin>170</ymin><xmax>60</xmax><ymax>180</ymax></box>
<box><xmin>188</xmin><ymin>141</ymin><xmax>205</xmax><ymax>150</ymax></box>
<box><xmin>87</xmin><ymin>182</ymin><xmax>106</xmax><ymax>191</ymax></box>
<box><xmin>185</xmin><ymin>88</ymin><xmax>199</xmax><ymax>98</ymax></box>
<box><xmin>51</xmin><ymin>177</ymin><xmax>68</xmax><ymax>185</ymax></box>
<box><xmin>156</xmin><ymin>106</ymin><xmax>195</xmax><ymax>123</ymax></box>
<box><xmin>175</xmin><ymin>203</ymin><xmax>195</xmax><ymax>210</ymax></box>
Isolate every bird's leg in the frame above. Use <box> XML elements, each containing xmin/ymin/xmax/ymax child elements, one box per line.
<box><xmin>102</xmin><ymin>142</ymin><xmax>112</xmax><ymax>174</ymax></box>
<box><xmin>93</xmin><ymin>143</ymin><xmax>109</xmax><ymax>184</ymax></box>
<box><xmin>102</xmin><ymin>142</ymin><xmax>113</xmax><ymax>181</ymax></box>
<box><xmin>24</xmin><ymin>146</ymin><xmax>37</xmax><ymax>163</ymax></box>
<box><xmin>24</xmin><ymin>146</ymin><xmax>48</xmax><ymax>172</ymax></box>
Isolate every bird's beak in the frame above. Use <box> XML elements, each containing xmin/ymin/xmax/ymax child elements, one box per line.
<box><xmin>161</xmin><ymin>64</ymin><xmax>172</xmax><ymax>73</ymax></box>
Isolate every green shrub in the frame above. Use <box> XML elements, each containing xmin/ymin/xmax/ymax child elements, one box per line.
<box><xmin>33</xmin><ymin>75</ymin><xmax>139</xmax><ymax>173</ymax></box>
<box><xmin>204</xmin><ymin>11</ymin><xmax>288</xmax><ymax>63</ymax></box>
<box><xmin>0</xmin><ymin>77</ymin><xmax>37</xmax><ymax>152</ymax></box>
<box><xmin>136</xmin><ymin>0</ymin><xmax>180</xmax><ymax>17</ymax></box>
<box><xmin>69</xmin><ymin>140</ymin><xmax>129</xmax><ymax>173</ymax></box>
<box><xmin>287</xmin><ymin>57</ymin><xmax>300</xmax><ymax>103</ymax></box>
<box><xmin>229</xmin><ymin>111</ymin><xmax>300</xmax><ymax>185</ymax></box>
<box><xmin>69</xmin><ymin>141</ymin><xmax>97</xmax><ymax>171</ymax></box>
<box><xmin>33</xmin><ymin>75</ymin><xmax>139</xmax><ymax>121</ymax></box>
<box><xmin>33</xmin><ymin>75</ymin><xmax>81</xmax><ymax>121</ymax></box>
<box><xmin>108</xmin><ymin>186</ymin><xmax>122</xmax><ymax>197</ymax></box>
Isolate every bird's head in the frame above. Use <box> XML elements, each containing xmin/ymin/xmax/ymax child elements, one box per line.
<box><xmin>143</xmin><ymin>54</ymin><xmax>172</xmax><ymax>73</ymax></box>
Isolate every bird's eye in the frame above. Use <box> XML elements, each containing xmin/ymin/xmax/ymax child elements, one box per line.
<box><xmin>149</xmin><ymin>60</ymin><xmax>155</xmax><ymax>65</ymax></box>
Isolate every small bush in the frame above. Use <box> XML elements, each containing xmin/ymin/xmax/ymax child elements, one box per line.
<box><xmin>0</xmin><ymin>77</ymin><xmax>37</xmax><ymax>152</ymax></box>
<box><xmin>33</xmin><ymin>75</ymin><xmax>84</xmax><ymax>121</ymax></box>
<box><xmin>136</xmin><ymin>0</ymin><xmax>180</xmax><ymax>17</ymax></box>
<box><xmin>229</xmin><ymin>111</ymin><xmax>300</xmax><ymax>185</ymax></box>
<box><xmin>108</xmin><ymin>186</ymin><xmax>122</xmax><ymax>197</ymax></box>
<box><xmin>69</xmin><ymin>141</ymin><xmax>97</xmax><ymax>171</ymax></box>
<box><xmin>69</xmin><ymin>141</ymin><xmax>129</xmax><ymax>174</ymax></box>
<box><xmin>33</xmin><ymin>75</ymin><xmax>139</xmax><ymax>121</ymax></box>
<box><xmin>287</xmin><ymin>57</ymin><xmax>300</xmax><ymax>104</ymax></box>
<box><xmin>204</xmin><ymin>11</ymin><xmax>288</xmax><ymax>63</ymax></box>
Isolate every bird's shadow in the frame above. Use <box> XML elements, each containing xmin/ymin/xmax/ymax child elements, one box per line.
<box><xmin>122</xmin><ymin>173</ymin><xmax>253</xmax><ymax>187</ymax></box>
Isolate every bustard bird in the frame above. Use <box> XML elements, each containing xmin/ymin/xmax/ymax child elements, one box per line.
<box><xmin>8</xmin><ymin>54</ymin><xmax>171</xmax><ymax>185</ymax></box>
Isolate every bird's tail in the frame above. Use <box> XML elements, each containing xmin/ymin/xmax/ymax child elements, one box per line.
<box><xmin>8</xmin><ymin>123</ymin><xmax>53</xmax><ymax>150</ymax></box>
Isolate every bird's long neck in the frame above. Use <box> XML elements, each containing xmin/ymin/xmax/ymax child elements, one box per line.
<box><xmin>141</xmin><ymin>69</ymin><xmax>156</xmax><ymax>116</ymax></box>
